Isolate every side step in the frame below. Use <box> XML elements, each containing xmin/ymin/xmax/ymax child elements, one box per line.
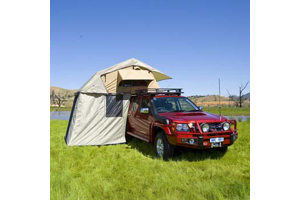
<box><xmin>126</xmin><ymin>131</ymin><xmax>149</xmax><ymax>142</ymax></box>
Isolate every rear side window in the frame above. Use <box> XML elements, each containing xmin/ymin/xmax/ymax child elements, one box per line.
<box><xmin>140</xmin><ymin>97</ymin><xmax>150</xmax><ymax>109</ymax></box>
<box><xmin>106</xmin><ymin>95</ymin><xmax>123</xmax><ymax>117</ymax></box>
<box><xmin>131</xmin><ymin>97</ymin><xmax>139</xmax><ymax>112</ymax></box>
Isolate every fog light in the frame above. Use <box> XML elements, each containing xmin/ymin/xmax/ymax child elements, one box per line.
<box><xmin>181</xmin><ymin>138</ymin><xmax>197</xmax><ymax>145</ymax></box>
<box><xmin>189</xmin><ymin>139</ymin><xmax>195</xmax><ymax>144</ymax></box>
<box><xmin>181</xmin><ymin>138</ymin><xmax>188</xmax><ymax>143</ymax></box>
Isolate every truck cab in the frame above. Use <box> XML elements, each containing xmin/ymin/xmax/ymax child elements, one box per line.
<box><xmin>126</xmin><ymin>88</ymin><xmax>238</xmax><ymax>159</ymax></box>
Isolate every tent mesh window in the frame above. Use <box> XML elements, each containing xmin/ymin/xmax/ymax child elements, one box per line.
<box><xmin>106</xmin><ymin>95</ymin><xmax>123</xmax><ymax>117</ymax></box>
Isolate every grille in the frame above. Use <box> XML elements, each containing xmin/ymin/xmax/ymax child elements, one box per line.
<box><xmin>200</xmin><ymin>123</ymin><xmax>223</xmax><ymax>132</ymax></box>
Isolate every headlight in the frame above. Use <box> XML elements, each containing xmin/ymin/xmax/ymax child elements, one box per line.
<box><xmin>176</xmin><ymin>124</ymin><xmax>190</xmax><ymax>132</ymax></box>
<box><xmin>201</xmin><ymin>123</ymin><xmax>210</xmax><ymax>132</ymax></box>
<box><xmin>223</xmin><ymin>122</ymin><xmax>230</xmax><ymax>131</ymax></box>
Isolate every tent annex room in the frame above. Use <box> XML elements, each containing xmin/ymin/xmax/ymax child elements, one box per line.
<box><xmin>65</xmin><ymin>58</ymin><xmax>171</xmax><ymax>146</ymax></box>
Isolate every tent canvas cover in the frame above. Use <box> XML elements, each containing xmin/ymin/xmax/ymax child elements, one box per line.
<box><xmin>65</xmin><ymin>58</ymin><xmax>171</xmax><ymax>146</ymax></box>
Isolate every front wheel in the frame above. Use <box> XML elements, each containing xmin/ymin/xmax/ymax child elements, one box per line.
<box><xmin>155</xmin><ymin>132</ymin><xmax>175</xmax><ymax>160</ymax></box>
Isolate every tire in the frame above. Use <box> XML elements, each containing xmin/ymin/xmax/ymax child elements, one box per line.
<box><xmin>155</xmin><ymin>131</ymin><xmax>175</xmax><ymax>160</ymax></box>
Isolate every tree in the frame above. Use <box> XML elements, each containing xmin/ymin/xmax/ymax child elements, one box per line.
<box><xmin>50</xmin><ymin>90</ymin><xmax>66</xmax><ymax>107</ymax></box>
<box><xmin>54</xmin><ymin>93</ymin><xmax>66</xmax><ymax>107</ymax></box>
<box><xmin>227</xmin><ymin>81</ymin><xmax>249</xmax><ymax>108</ymax></box>
<box><xmin>50</xmin><ymin>90</ymin><xmax>56</xmax><ymax>103</ymax></box>
<box><xmin>238</xmin><ymin>81</ymin><xmax>249</xmax><ymax>108</ymax></box>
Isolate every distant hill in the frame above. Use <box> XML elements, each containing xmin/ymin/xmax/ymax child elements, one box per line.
<box><xmin>50</xmin><ymin>86</ymin><xmax>77</xmax><ymax>96</ymax></box>
<box><xmin>50</xmin><ymin>86</ymin><xmax>77</xmax><ymax>107</ymax></box>
<box><xmin>242</xmin><ymin>92</ymin><xmax>250</xmax><ymax>100</ymax></box>
<box><xmin>188</xmin><ymin>95</ymin><xmax>230</xmax><ymax>107</ymax></box>
<box><xmin>188</xmin><ymin>94</ymin><xmax>250</xmax><ymax>107</ymax></box>
<box><xmin>189</xmin><ymin>95</ymin><xmax>229</xmax><ymax>102</ymax></box>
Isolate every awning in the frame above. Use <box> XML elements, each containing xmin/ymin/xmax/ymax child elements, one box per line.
<box><xmin>118</xmin><ymin>69</ymin><xmax>154</xmax><ymax>81</ymax></box>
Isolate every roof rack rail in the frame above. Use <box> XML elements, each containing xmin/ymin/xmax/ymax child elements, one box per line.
<box><xmin>135</xmin><ymin>88</ymin><xmax>184</xmax><ymax>96</ymax></box>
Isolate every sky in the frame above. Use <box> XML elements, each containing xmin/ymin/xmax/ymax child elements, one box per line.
<box><xmin>51</xmin><ymin>0</ymin><xmax>249</xmax><ymax>96</ymax></box>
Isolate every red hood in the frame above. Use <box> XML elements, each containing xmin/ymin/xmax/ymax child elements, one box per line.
<box><xmin>158</xmin><ymin>111</ymin><xmax>227</xmax><ymax>123</ymax></box>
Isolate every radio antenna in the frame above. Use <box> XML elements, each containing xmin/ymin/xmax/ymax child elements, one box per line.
<box><xmin>219</xmin><ymin>79</ymin><xmax>222</xmax><ymax>121</ymax></box>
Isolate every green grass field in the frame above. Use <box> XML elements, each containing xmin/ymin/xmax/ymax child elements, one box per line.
<box><xmin>51</xmin><ymin>120</ymin><xmax>250</xmax><ymax>200</ymax></box>
<box><xmin>203</xmin><ymin>107</ymin><xmax>250</xmax><ymax>116</ymax></box>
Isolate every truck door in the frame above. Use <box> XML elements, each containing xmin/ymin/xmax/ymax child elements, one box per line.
<box><xmin>127</xmin><ymin>96</ymin><xmax>140</xmax><ymax>133</ymax></box>
<box><xmin>134</xmin><ymin>96</ymin><xmax>154</xmax><ymax>141</ymax></box>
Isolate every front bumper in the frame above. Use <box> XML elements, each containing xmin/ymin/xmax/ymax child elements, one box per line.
<box><xmin>167</xmin><ymin>132</ymin><xmax>238</xmax><ymax>149</ymax></box>
<box><xmin>166</xmin><ymin>119</ymin><xmax>238</xmax><ymax>149</ymax></box>
<box><xmin>197</xmin><ymin>133</ymin><xmax>238</xmax><ymax>148</ymax></box>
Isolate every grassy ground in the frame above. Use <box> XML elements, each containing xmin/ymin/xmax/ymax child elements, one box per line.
<box><xmin>51</xmin><ymin>120</ymin><xmax>250</xmax><ymax>200</ymax></box>
<box><xmin>203</xmin><ymin>107</ymin><xmax>250</xmax><ymax>116</ymax></box>
<box><xmin>50</xmin><ymin>107</ymin><xmax>72</xmax><ymax>111</ymax></box>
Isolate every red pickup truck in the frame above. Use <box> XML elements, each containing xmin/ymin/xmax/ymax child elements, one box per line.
<box><xmin>126</xmin><ymin>89</ymin><xmax>238</xmax><ymax>160</ymax></box>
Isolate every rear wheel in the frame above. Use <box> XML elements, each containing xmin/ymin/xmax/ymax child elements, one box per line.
<box><xmin>155</xmin><ymin>131</ymin><xmax>175</xmax><ymax>160</ymax></box>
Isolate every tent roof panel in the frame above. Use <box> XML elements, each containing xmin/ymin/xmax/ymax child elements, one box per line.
<box><xmin>118</xmin><ymin>69</ymin><xmax>154</xmax><ymax>81</ymax></box>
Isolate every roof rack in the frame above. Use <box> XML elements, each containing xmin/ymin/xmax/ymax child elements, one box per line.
<box><xmin>135</xmin><ymin>88</ymin><xmax>184</xmax><ymax>96</ymax></box>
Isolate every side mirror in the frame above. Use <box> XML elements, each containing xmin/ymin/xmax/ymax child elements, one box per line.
<box><xmin>140</xmin><ymin>107</ymin><xmax>150</xmax><ymax>114</ymax></box>
<box><xmin>198</xmin><ymin>106</ymin><xmax>203</xmax><ymax>111</ymax></box>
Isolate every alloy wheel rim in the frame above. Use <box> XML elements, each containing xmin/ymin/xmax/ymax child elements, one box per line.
<box><xmin>156</xmin><ymin>138</ymin><xmax>164</xmax><ymax>157</ymax></box>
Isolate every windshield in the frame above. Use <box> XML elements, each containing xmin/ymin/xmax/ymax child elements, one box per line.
<box><xmin>153</xmin><ymin>97</ymin><xmax>199</xmax><ymax>113</ymax></box>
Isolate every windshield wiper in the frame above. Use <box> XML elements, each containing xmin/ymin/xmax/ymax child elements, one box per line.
<box><xmin>186</xmin><ymin>109</ymin><xmax>200</xmax><ymax>112</ymax></box>
<box><xmin>170</xmin><ymin>110</ymin><xmax>185</xmax><ymax>112</ymax></box>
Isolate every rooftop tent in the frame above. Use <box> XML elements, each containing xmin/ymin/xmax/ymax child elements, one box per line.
<box><xmin>78</xmin><ymin>58</ymin><xmax>171</xmax><ymax>94</ymax></box>
<box><xmin>65</xmin><ymin>58</ymin><xmax>171</xmax><ymax>146</ymax></box>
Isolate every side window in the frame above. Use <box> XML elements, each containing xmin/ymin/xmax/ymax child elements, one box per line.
<box><xmin>140</xmin><ymin>97</ymin><xmax>150</xmax><ymax>109</ymax></box>
<box><xmin>140</xmin><ymin>97</ymin><xmax>150</xmax><ymax>114</ymax></box>
<box><xmin>106</xmin><ymin>95</ymin><xmax>123</xmax><ymax>117</ymax></box>
<box><xmin>178</xmin><ymin>98</ymin><xmax>196</xmax><ymax>111</ymax></box>
<box><xmin>131</xmin><ymin>97</ymin><xmax>139</xmax><ymax>112</ymax></box>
